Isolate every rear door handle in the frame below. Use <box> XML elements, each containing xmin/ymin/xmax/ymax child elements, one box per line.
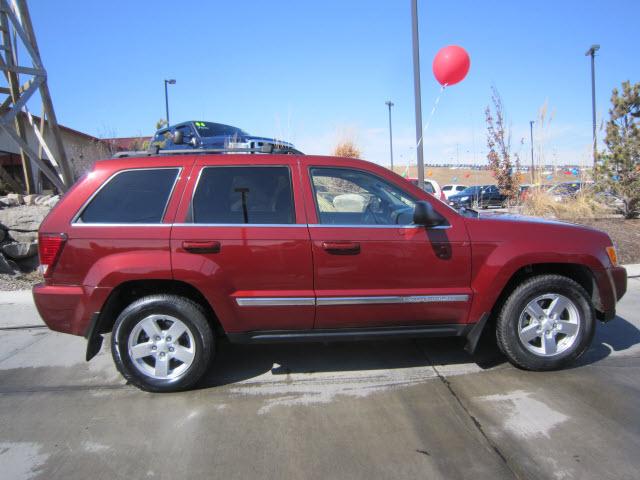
<box><xmin>182</xmin><ymin>240</ymin><xmax>221</xmax><ymax>254</ymax></box>
<box><xmin>321</xmin><ymin>241</ymin><xmax>360</xmax><ymax>255</ymax></box>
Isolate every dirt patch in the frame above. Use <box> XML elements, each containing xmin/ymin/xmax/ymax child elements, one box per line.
<box><xmin>575</xmin><ymin>218</ymin><xmax>640</xmax><ymax>265</ymax></box>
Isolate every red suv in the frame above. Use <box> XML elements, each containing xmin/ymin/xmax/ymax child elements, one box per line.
<box><xmin>34</xmin><ymin>154</ymin><xmax>627</xmax><ymax>392</ymax></box>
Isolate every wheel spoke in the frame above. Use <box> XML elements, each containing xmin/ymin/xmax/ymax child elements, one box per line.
<box><xmin>541</xmin><ymin>333</ymin><xmax>557</xmax><ymax>355</ymax></box>
<box><xmin>548</xmin><ymin>295</ymin><xmax>570</xmax><ymax>319</ymax></box>
<box><xmin>525</xmin><ymin>301</ymin><xmax>545</xmax><ymax>320</ymax></box>
<box><xmin>155</xmin><ymin>355</ymin><xmax>169</xmax><ymax>377</ymax></box>
<box><xmin>130</xmin><ymin>341</ymin><xmax>154</xmax><ymax>359</ymax></box>
<box><xmin>166</xmin><ymin>321</ymin><xmax>188</xmax><ymax>342</ymax></box>
<box><xmin>556</xmin><ymin>321</ymin><xmax>578</xmax><ymax>336</ymax></box>
<box><xmin>172</xmin><ymin>345</ymin><xmax>194</xmax><ymax>365</ymax></box>
<box><xmin>140</xmin><ymin>317</ymin><xmax>162</xmax><ymax>338</ymax></box>
<box><xmin>520</xmin><ymin>324</ymin><xmax>540</xmax><ymax>343</ymax></box>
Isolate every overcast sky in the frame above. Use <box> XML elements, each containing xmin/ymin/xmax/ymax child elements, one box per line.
<box><xmin>29</xmin><ymin>0</ymin><xmax>640</xmax><ymax>167</ymax></box>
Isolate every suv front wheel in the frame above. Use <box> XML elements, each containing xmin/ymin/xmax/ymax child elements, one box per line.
<box><xmin>111</xmin><ymin>294</ymin><xmax>214</xmax><ymax>392</ymax></box>
<box><xmin>496</xmin><ymin>275</ymin><xmax>595</xmax><ymax>371</ymax></box>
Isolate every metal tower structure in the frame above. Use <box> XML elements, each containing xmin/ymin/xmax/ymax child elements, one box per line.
<box><xmin>0</xmin><ymin>0</ymin><xmax>72</xmax><ymax>193</ymax></box>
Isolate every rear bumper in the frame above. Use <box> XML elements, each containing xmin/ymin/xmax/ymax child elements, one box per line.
<box><xmin>32</xmin><ymin>283</ymin><xmax>110</xmax><ymax>336</ymax></box>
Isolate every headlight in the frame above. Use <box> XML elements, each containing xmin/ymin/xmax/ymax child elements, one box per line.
<box><xmin>606</xmin><ymin>246</ymin><xmax>618</xmax><ymax>266</ymax></box>
<box><xmin>460</xmin><ymin>196</ymin><xmax>469</xmax><ymax>201</ymax></box>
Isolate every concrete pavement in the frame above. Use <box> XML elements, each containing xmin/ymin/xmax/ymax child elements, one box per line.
<box><xmin>1</xmin><ymin>278</ymin><xmax>639</xmax><ymax>479</ymax></box>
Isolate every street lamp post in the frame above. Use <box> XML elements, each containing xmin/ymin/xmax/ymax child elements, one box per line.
<box><xmin>164</xmin><ymin>79</ymin><xmax>176</xmax><ymax>126</ymax></box>
<box><xmin>585</xmin><ymin>45</ymin><xmax>599</xmax><ymax>168</ymax></box>
<box><xmin>529</xmin><ymin>120</ymin><xmax>535</xmax><ymax>184</ymax></box>
<box><xmin>385</xmin><ymin>101</ymin><xmax>395</xmax><ymax>171</ymax></box>
<box><xmin>411</xmin><ymin>0</ymin><xmax>425</xmax><ymax>189</ymax></box>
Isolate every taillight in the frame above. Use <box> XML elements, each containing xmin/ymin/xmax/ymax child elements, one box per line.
<box><xmin>38</xmin><ymin>233</ymin><xmax>67</xmax><ymax>277</ymax></box>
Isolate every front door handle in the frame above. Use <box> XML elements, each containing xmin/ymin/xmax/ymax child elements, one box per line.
<box><xmin>322</xmin><ymin>241</ymin><xmax>361</xmax><ymax>255</ymax></box>
<box><xmin>182</xmin><ymin>240</ymin><xmax>221</xmax><ymax>254</ymax></box>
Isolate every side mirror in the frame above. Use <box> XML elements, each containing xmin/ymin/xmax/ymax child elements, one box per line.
<box><xmin>413</xmin><ymin>200</ymin><xmax>443</xmax><ymax>227</ymax></box>
<box><xmin>189</xmin><ymin>136</ymin><xmax>198</xmax><ymax>147</ymax></box>
<box><xmin>173</xmin><ymin>130</ymin><xmax>183</xmax><ymax>145</ymax></box>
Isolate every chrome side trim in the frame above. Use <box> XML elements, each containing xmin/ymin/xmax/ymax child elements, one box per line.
<box><xmin>173</xmin><ymin>223</ymin><xmax>306</xmax><ymax>228</ymax></box>
<box><xmin>316</xmin><ymin>295</ymin><xmax>469</xmax><ymax>306</ymax></box>
<box><xmin>72</xmin><ymin>223</ymin><xmax>172</xmax><ymax>228</ymax></box>
<box><xmin>235</xmin><ymin>294</ymin><xmax>469</xmax><ymax>307</ymax></box>
<box><xmin>307</xmin><ymin>224</ymin><xmax>452</xmax><ymax>230</ymax></box>
<box><xmin>236</xmin><ymin>297</ymin><xmax>315</xmax><ymax>307</ymax></box>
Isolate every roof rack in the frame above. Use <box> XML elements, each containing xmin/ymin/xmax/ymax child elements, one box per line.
<box><xmin>112</xmin><ymin>145</ymin><xmax>305</xmax><ymax>159</ymax></box>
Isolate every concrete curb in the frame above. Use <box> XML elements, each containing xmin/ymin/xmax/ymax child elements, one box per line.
<box><xmin>624</xmin><ymin>264</ymin><xmax>640</xmax><ymax>278</ymax></box>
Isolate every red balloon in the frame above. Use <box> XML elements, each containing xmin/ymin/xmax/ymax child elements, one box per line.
<box><xmin>432</xmin><ymin>45</ymin><xmax>470</xmax><ymax>86</ymax></box>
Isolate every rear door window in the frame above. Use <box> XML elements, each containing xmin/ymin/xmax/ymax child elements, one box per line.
<box><xmin>192</xmin><ymin>166</ymin><xmax>294</xmax><ymax>224</ymax></box>
<box><xmin>77</xmin><ymin>168</ymin><xmax>179</xmax><ymax>224</ymax></box>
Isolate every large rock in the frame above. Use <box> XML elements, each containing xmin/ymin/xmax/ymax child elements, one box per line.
<box><xmin>8</xmin><ymin>230</ymin><xmax>38</xmax><ymax>243</ymax></box>
<box><xmin>2</xmin><ymin>242</ymin><xmax>38</xmax><ymax>259</ymax></box>
<box><xmin>23</xmin><ymin>194</ymin><xmax>38</xmax><ymax>206</ymax></box>
<box><xmin>46</xmin><ymin>195</ymin><xmax>60</xmax><ymax>207</ymax></box>
<box><xmin>0</xmin><ymin>253</ymin><xmax>16</xmax><ymax>274</ymax></box>
<box><xmin>0</xmin><ymin>195</ymin><xmax>21</xmax><ymax>207</ymax></box>
<box><xmin>0</xmin><ymin>205</ymin><xmax>50</xmax><ymax>231</ymax></box>
<box><xmin>34</xmin><ymin>194</ymin><xmax>53</xmax><ymax>206</ymax></box>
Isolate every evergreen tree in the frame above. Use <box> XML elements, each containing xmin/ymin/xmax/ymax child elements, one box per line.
<box><xmin>597</xmin><ymin>81</ymin><xmax>640</xmax><ymax>218</ymax></box>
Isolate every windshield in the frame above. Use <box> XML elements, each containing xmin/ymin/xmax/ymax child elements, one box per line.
<box><xmin>193</xmin><ymin>121</ymin><xmax>248</xmax><ymax>138</ymax></box>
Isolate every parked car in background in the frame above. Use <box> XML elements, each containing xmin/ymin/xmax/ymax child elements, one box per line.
<box><xmin>448</xmin><ymin>184</ymin><xmax>507</xmax><ymax>209</ymax></box>
<box><xmin>547</xmin><ymin>181</ymin><xmax>592</xmax><ymax>202</ymax></box>
<box><xmin>442</xmin><ymin>184</ymin><xmax>467</xmax><ymax>199</ymax></box>
<box><xmin>150</xmin><ymin>121</ymin><xmax>300</xmax><ymax>154</ymax></box>
<box><xmin>33</xmin><ymin>153</ymin><xmax>626</xmax><ymax>392</ymax></box>
<box><xmin>407</xmin><ymin>178</ymin><xmax>446</xmax><ymax>201</ymax></box>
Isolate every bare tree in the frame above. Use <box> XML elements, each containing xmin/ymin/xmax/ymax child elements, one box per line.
<box><xmin>485</xmin><ymin>87</ymin><xmax>521</xmax><ymax>201</ymax></box>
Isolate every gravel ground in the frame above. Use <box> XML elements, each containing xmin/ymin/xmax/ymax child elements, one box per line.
<box><xmin>0</xmin><ymin>271</ymin><xmax>42</xmax><ymax>291</ymax></box>
<box><xmin>575</xmin><ymin>218</ymin><xmax>640</xmax><ymax>264</ymax></box>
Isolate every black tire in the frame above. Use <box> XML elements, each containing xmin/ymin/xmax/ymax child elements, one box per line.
<box><xmin>111</xmin><ymin>294</ymin><xmax>214</xmax><ymax>392</ymax></box>
<box><xmin>496</xmin><ymin>275</ymin><xmax>595</xmax><ymax>371</ymax></box>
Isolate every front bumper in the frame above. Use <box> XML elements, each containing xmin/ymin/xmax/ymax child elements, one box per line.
<box><xmin>598</xmin><ymin>266</ymin><xmax>627</xmax><ymax>322</ymax></box>
<box><xmin>611</xmin><ymin>266</ymin><xmax>627</xmax><ymax>303</ymax></box>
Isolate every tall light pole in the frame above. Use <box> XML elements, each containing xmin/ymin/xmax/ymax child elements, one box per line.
<box><xmin>529</xmin><ymin>120</ymin><xmax>535</xmax><ymax>184</ymax></box>
<box><xmin>385</xmin><ymin>100</ymin><xmax>395</xmax><ymax>171</ymax></box>
<box><xmin>164</xmin><ymin>79</ymin><xmax>176</xmax><ymax>126</ymax></box>
<box><xmin>411</xmin><ymin>0</ymin><xmax>425</xmax><ymax>189</ymax></box>
<box><xmin>585</xmin><ymin>45</ymin><xmax>599</xmax><ymax>168</ymax></box>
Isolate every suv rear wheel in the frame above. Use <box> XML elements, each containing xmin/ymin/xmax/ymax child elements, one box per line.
<box><xmin>496</xmin><ymin>275</ymin><xmax>595</xmax><ymax>371</ymax></box>
<box><xmin>111</xmin><ymin>294</ymin><xmax>214</xmax><ymax>392</ymax></box>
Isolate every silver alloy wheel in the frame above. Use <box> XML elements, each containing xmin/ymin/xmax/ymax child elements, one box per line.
<box><xmin>517</xmin><ymin>293</ymin><xmax>580</xmax><ymax>357</ymax></box>
<box><xmin>127</xmin><ymin>314</ymin><xmax>196</xmax><ymax>380</ymax></box>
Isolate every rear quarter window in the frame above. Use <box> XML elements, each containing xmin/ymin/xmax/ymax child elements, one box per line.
<box><xmin>76</xmin><ymin>168</ymin><xmax>179</xmax><ymax>224</ymax></box>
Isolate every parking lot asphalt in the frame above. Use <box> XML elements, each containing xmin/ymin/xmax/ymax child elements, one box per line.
<box><xmin>1</xmin><ymin>277</ymin><xmax>639</xmax><ymax>480</ymax></box>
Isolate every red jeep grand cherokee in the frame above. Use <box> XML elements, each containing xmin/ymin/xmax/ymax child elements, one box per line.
<box><xmin>33</xmin><ymin>154</ymin><xmax>627</xmax><ymax>392</ymax></box>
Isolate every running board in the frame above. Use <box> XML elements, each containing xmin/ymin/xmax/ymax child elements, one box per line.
<box><xmin>227</xmin><ymin>324</ymin><xmax>472</xmax><ymax>344</ymax></box>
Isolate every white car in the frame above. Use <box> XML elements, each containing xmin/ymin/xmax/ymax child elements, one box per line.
<box><xmin>407</xmin><ymin>178</ymin><xmax>446</xmax><ymax>201</ymax></box>
<box><xmin>442</xmin><ymin>184</ymin><xmax>467</xmax><ymax>199</ymax></box>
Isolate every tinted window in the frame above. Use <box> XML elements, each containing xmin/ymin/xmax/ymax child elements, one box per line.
<box><xmin>79</xmin><ymin>168</ymin><xmax>179</xmax><ymax>223</ymax></box>
<box><xmin>310</xmin><ymin>168</ymin><xmax>415</xmax><ymax>225</ymax></box>
<box><xmin>192</xmin><ymin>166</ymin><xmax>294</xmax><ymax>224</ymax></box>
<box><xmin>442</xmin><ymin>186</ymin><xmax>452</xmax><ymax>191</ymax></box>
<box><xmin>193</xmin><ymin>122</ymin><xmax>248</xmax><ymax>138</ymax></box>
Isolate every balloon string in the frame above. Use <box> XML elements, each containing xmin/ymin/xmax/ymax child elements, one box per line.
<box><xmin>416</xmin><ymin>84</ymin><xmax>446</xmax><ymax>151</ymax></box>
